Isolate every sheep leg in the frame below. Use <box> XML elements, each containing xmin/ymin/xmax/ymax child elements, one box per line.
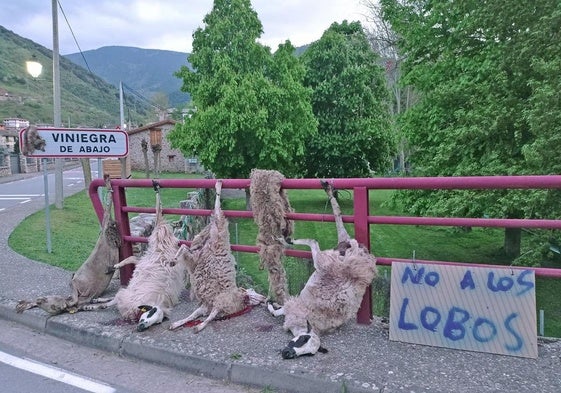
<box><xmin>113</xmin><ymin>255</ymin><xmax>139</xmax><ymax>269</ymax></box>
<box><xmin>215</xmin><ymin>179</ymin><xmax>223</xmax><ymax>211</ymax></box>
<box><xmin>80</xmin><ymin>298</ymin><xmax>116</xmax><ymax>311</ymax></box>
<box><xmin>192</xmin><ymin>308</ymin><xmax>220</xmax><ymax>333</ymax></box>
<box><xmin>267</xmin><ymin>301</ymin><xmax>285</xmax><ymax>317</ymax></box>
<box><xmin>208</xmin><ymin>179</ymin><xmax>225</xmax><ymax>241</ymax></box>
<box><xmin>69</xmin><ymin>285</ymin><xmax>80</xmax><ymax>307</ymax></box>
<box><xmin>87</xmin><ymin>296</ymin><xmax>114</xmax><ymax>304</ymax></box>
<box><xmin>322</xmin><ymin>181</ymin><xmax>351</xmax><ymax>244</ymax></box>
<box><xmin>15</xmin><ymin>300</ymin><xmax>38</xmax><ymax>313</ymax></box>
<box><xmin>278</xmin><ymin>236</ymin><xmax>323</xmax><ymax>270</ymax></box>
<box><xmin>170</xmin><ymin>244</ymin><xmax>191</xmax><ymax>268</ymax></box>
<box><xmin>169</xmin><ymin>304</ymin><xmax>209</xmax><ymax>330</ymax></box>
<box><xmin>291</xmin><ymin>238</ymin><xmax>323</xmax><ymax>270</ymax></box>
<box><xmin>174</xmin><ymin>244</ymin><xmax>189</xmax><ymax>259</ymax></box>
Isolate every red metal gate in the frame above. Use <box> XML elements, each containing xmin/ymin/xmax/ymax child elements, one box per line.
<box><xmin>89</xmin><ymin>175</ymin><xmax>561</xmax><ymax>324</ymax></box>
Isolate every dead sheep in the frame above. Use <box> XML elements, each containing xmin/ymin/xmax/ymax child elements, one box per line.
<box><xmin>82</xmin><ymin>182</ymin><xmax>186</xmax><ymax>332</ymax></box>
<box><xmin>15</xmin><ymin>175</ymin><xmax>120</xmax><ymax>315</ymax></box>
<box><xmin>170</xmin><ymin>180</ymin><xmax>266</xmax><ymax>333</ymax></box>
<box><xmin>269</xmin><ymin>181</ymin><xmax>378</xmax><ymax>359</ymax></box>
<box><xmin>250</xmin><ymin>169</ymin><xmax>293</xmax><ymax>305</ymax></box>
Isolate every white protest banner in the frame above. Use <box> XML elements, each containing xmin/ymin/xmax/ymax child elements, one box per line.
<box><xmin>389</xmin><ymin>263</ymin><xmax>537</xmax><ymax>358</ymax></box>
<box><xmin>19</xmin><ymin>127</ymin><xmax>129</xmax><ymax>158</ymax></box>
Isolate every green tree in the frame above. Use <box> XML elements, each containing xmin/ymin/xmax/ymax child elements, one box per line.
<box><xmin>381</xmin><ymin>0</ymin><xmax>561</xmax><ymax>258</ymax></box>
<box><xmin>300</xmin><ymin>20</ymin><xmax>394</xmax><ymax>178</ymax></box>
<box><xmin>168</xmin><ymin>0</ymin><xmax>316</xmax><ymax>180</ymax></box>
<box><xmin>522</xmin><ymin>5</ymin><xmax>561</xmax><ymax>175</ymax></box>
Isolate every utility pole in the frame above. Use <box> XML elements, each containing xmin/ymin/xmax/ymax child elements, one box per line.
<box><xmin>119</xmin><ymin>81</ymin><xmax>128</xmax><ymax>179</ymax></box>
<box><xmin>52</xmin><ymin>0</ymin><xmax>64</xmax><ymax>208</ymax></box>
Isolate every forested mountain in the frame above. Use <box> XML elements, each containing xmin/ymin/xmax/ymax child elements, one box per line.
<box><xmin>65</xmin><ymin>46</ymin><xmax>191</xmax><ymax>107</ymax></box>
<box><xmin>0</xmin><ymin>26</ymin><xmax>153</xmax><ymax>128</ymax></box>
<box><xmin>64</xmin><ymin>45</ymin><xmax>308</xmax><ymax>108</ymax></box>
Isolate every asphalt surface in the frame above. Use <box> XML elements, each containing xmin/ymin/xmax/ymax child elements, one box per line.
<box><xmin>0</xmin><ymin>171</ymin><xmax>560</xmax><ymax>393</ymax></box>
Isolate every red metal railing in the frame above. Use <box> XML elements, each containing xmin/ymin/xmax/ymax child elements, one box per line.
<box><xmin>89</xmin><ymin>175</ymin><xmax>561</xmax><ymax>325</ymax></box>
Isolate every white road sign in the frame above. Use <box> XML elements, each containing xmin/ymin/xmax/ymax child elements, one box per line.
<box><xmin>19</xmin><ymin>127</ymin><xmax>129</xmax><ymax>158</ymax></box>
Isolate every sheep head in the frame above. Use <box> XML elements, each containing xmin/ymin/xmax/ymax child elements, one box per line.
<box><xmin>281</xmin><ymin>323</ymin><xmax>322</xmax><ymax>359</ymax></box>
<box><xmin>137</xmin><ymin>305</ymin><xmax>164</xmax><ymax>332</ymax></box>
<box><xmin>282</xmin><ymin>334</ymin><xmax>320</xmax><ymax>359</ymax></box>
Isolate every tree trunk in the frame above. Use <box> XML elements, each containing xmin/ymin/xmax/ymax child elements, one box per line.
<box><xmin>80</xmin><ymin>158</ymin><xmax>92</xmax><ymax>189</ymax></box>
<box><xmin>504</xmin><ymin>227</ymin><xmax>521</xmax><ymax>258</ymax></box>
<box><xmin>143</xmin><ymin>150</ymin><xmax>150</xmax><ymax>178</ymax></box>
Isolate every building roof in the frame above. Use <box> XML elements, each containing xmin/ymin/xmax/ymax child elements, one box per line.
<box><xmin>128</xmin><ymin>119</ymin><xmax>177</xmax><ymax>136</ymax></box>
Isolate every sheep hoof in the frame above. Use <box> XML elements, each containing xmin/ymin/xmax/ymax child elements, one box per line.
<box><xmin>267</xmin><ymin>301</ymin><xmax>284</xmax><ymax>317</ymax></box>
<box><xmin>15</xmin><ymin>300</ymin><xmax>34</xmax><ymax>313</ymax></box>
<box><xmin>169</xmin><ymin>323</ymin><xmax>181</xmax><ymax>331</ymax></box>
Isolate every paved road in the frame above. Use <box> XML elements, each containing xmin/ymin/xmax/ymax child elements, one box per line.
<box><xmin>0</xmin><ymin>163</ymin><xmax>96</xmax><ymax>211</ymax></box>
<box><xmin>0</xmin><ymin>318</ymin><xmax>258</xmax><ymax>393</ymax></box>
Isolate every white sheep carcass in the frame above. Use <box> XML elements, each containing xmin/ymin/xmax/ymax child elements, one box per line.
<box><xmin>269</xmin><ymin>181</ymin><xmax>378</xmax><ymax>359</ymax></box>
<box><xmin>169</xmin><ymin>180</ymin><xmax>266</xmax><ymax>333</ymax></box>
<box><xmin>16</xmin><ymin>175</ymin><xmax>120</xmax><ymax>315</ymax></box>
<box><xmin>83</xmin><ymin>182</ymin><xmax>186</xmax><ymax>332</ymax></box>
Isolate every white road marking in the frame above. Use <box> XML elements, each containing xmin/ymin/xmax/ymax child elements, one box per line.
<box><xmin>0</xmin><ymin>194</ymin><xmax>35</xmax><ymax>204</ymax></box>
<box><xmin>0</xmin><ymin>195</ymin><xmax>41</xmax><ymax>198</ymax></box>
<box><xmin>0</xmin><ymin>350</ymin><xmax>116</xmax><ymax>393</ymax></box>
<box><xmin>0</xmin><ymin>195</ymin><xmax>38</xmax><ymax>204</ymax></box>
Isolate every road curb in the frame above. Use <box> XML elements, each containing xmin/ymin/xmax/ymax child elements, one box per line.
<box><xmin>229</xmin><ymin>362</ymin><xmax>371</xmax><ymax>393</ymax></box>
<box><xmin>46</xmin><ymin>318</ymin><xmax>124</xmax><ymax>354</ymax></box>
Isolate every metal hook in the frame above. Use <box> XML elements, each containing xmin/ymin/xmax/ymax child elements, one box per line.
<box><xmin>412</xmin><ymin>250</ymin><xmax>417</xmax><ymax>271</ymax></box>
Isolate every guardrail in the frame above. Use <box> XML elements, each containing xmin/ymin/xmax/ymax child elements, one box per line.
<box><xmin>89</xmin><ymin>175</ymin><xmax>561</xmax><ymax>324</ymax></box>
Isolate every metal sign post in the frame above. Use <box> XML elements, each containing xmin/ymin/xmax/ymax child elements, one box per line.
<box><xmin>42</xmin><ymin>158</ymin><xmax>52</xmax><ymax>253</ymax></box>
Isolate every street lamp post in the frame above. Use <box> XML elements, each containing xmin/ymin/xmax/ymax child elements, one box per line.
<box><xmin>52</xmin><ymin>0</ymin><xmax>63</xmax><ymax>209</ymax></box>
<box><xmin>26</xmin><ymin>57</ymin><xmax>52</xmax><ymax>253</ymax></box>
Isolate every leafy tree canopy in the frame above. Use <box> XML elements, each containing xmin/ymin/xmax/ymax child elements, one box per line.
<box><xmin>300</xmin><ymin>20</ymin><xmax>394</xmax><ymax>178</ymax></box>
<box><xmin>168</xmin><ymin>0</ymin><xmax>316</xmax><ymax>179</ymax></box>
<box><xmin>381</xmin><ymin>0</ymin><xmax>561</xmax><ymax>258</ymax></box>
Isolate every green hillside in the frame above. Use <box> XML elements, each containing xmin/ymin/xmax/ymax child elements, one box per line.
<box><xmin>0</xmin><ymin>25</ymin><xmax>154</xmax><ymax>128</ymax></box>
<box><xmin>65</xmin><ymin>46</ymin><xmax>191</xmax><ymax>107</ymax></box>
<box><xmin>64</xmin><ymin>45</ymin><xmax>310</xmax><ymax>108</ymax></box>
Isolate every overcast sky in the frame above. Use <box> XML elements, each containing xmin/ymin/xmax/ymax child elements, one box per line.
<box><xmin>0</xmin><ymin>0</ymin><xmax>371</xmax><ymax>55</ymax></box>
